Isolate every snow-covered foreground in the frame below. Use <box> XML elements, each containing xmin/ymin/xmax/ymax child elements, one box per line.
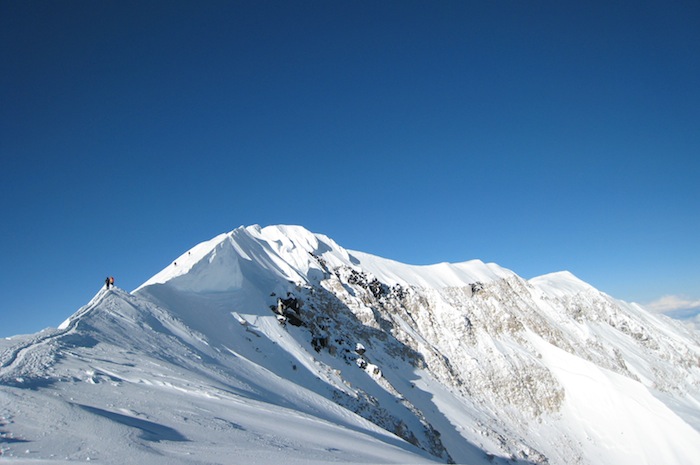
<box><xmin>2</xmin><ymin>225</ymin><xmax>699</xmax><ymax>464</ymax></box>
<box><xmin>1</xmin><ymin>285</ymin><xmax>441</xmax><ymax>464</ymax></box>
<box><xmin>0</xmin><ymin>337</ymin><xmax>432</xmax><ymax>464</ymax></box>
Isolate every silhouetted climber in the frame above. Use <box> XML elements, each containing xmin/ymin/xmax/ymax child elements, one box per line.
<box><xmin>105</xmin><ymin>277</ymin><xmax>110</xmax><ymax>290</ymax></box>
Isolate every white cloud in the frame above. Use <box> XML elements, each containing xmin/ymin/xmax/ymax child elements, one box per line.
<box><xmin>645</xmin><ymin>295</ymin><xmax>700</xmax><ymax>313</ymax></box>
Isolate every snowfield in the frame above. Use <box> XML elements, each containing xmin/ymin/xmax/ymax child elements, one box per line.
<box><xmin>1</xmin><ymin>225</ymin><xmax>699</xmax><ymax>464</ymax></box>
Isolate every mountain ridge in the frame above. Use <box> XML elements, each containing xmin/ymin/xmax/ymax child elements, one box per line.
<box><xmin>1</xmin><ymin>224</ymin><xmax>699</xmax><ymax>464</ymax></box>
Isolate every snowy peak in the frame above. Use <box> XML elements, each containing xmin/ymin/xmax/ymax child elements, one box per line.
<box><xmin>137</xmin><ymin>225</ymin><xmax>355</xmax><ymax>294</ymax></box>
<box><xmin>529</xmin><ymin>270</ymin><xmax>597</xmax><ymax>298</ymax></box>
<box><xmin>245</xmin><ymin>224</ymin><xmax>356</xmax><ymax>279</ymax></box>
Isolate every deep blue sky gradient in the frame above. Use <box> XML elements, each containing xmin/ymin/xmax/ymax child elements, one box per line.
<box><xmin>2</xmin><ymin>1</ymin><xmax>699</xmax><ymax>336</ymax></box>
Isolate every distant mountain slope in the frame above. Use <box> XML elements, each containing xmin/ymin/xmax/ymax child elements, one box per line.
<box><xmin>1</xmin><ymin>224</ymin><xmax>699</xmax><ymax>465</ymax></box>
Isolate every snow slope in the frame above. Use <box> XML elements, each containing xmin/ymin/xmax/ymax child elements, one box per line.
<box><xmin>1</xmin><ymin>286</ymin><xmax>437</xmax><ymax>464</ymax></box>
<box><xmin>2</xmin><ymin>224</ymin><xmax>699</xmax><ymax>465</ymax></box>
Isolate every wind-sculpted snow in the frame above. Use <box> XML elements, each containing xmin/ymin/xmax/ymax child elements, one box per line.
<box><xmin>1</xmin><ymin>224</ymin><xmax>699</xmax><ymax>465</ymax></box>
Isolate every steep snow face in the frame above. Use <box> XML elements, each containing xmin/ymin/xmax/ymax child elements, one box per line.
<box><xmin>533</xmin><ymin>336</ymin><xmax>700</xmax><ymax>465</ymax></box>
<box><xmin>2</xmin><ymin>224</ymin><xmax>700</xmax><ymax>465</ymax></box>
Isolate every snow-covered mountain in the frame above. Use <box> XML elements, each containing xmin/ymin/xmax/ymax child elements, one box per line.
<box><xmin>2</xmin><ymin>224</ymin><xmax>699</xmax><ymax>464</ymax></box>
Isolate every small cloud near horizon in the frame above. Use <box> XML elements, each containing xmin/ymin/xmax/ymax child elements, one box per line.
<box><xmin>645</xmin><ymin>295</ymin><xmax>700</xmax><ymax>313</ymax></box>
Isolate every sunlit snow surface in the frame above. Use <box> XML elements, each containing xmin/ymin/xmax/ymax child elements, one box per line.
<box><xmin>2</xmin><ymin>225</ymin><xmax>699</xmax><ymax>464</ymax></box>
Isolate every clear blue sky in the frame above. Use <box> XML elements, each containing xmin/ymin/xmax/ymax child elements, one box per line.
<box><xmin>2</xmin><ymin>1</ymin><xmax>699</xmax><ymax>337</ymax></box>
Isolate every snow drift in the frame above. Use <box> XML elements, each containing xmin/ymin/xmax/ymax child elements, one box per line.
<box><xmin>1</xmin><ymin>224</ymin><xmax>699</xmax><ymax>464</ymax></box>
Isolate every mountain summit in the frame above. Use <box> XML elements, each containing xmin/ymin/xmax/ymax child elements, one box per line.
<box><xmin>2</xmin><ymin>225</ymin><xmax>699</xmax><ymax>464</ymax></box>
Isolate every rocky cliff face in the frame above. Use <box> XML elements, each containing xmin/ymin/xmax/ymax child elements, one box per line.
<box><xmin>265</xmin><ymin>226</ymin><xmax>699</xmax><ymax>464</ymax></box>
<box><xmin>231</xmin><ymin>227</ymin><xmax>700</xmax><ymax>464</ymax></box>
